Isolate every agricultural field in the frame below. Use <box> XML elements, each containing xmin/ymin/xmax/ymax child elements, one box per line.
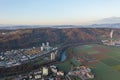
<box><xmin>73</xmin><ymin>44</ymin><xmax>120</xmax><ymax>80</ymax></box>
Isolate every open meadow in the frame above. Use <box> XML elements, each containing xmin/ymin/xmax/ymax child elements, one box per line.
<box><xmin>73</xmin><ymin>44</ymin><xmax>120</xmax><ymax>80</ymax></box>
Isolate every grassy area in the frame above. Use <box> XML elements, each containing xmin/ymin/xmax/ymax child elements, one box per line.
<box><xmin>101</xmin><ymin>58</ymin><xmax>120</xmax><ymax>66</ymax></box>
<box><xmin>103</xmin><ymin>46</ymin><xmax>120</xmax><ymax>57</ymax></box>
<box><xmin>70</xmin><ymin>57</ymin><xmax>81</xmax><ymax>66</ymax></box>
<box><xmin>104</xmin><ymin>51</ymin><xmax>120</xmax><ymax>57</ymax></box>
<box><xmin>56</xmin><ymin>61</ymin><xmax>72</xmax><ymax>73</ymax></box>
<box><xmin>92</xmin><ymin>62</ymin><xmax>120</xmax><ymax>80</ymax></box>
<box><xmin>73</xmin><ymin>44</ymin><xmax>120</xmax><ymax>80</ymax></box>
<box><xmin>30</xmin><ymin>56</ymin><xmax>50</xmax><ymax>65</ymax></box>
<box><xmin>56</xmin><ymin>57</ymin><xmax>81</xmax><ymax>73</ymax></box>
<box><xmin>76</xmin><ymin>78</ymin><xmax>82</xmax><ymax>80</ymax></box>
<box><xmin>73</xmin><ymin>44</ymin><xmax>99</xmax><ymax>55</ymax></box>
<box><xmin>112</xmin><ymin>65</ymin><xmax>120</xmax><ymax>71</ymax></box>
<box><xmin>56</xmin><ymin>47</ymin><xmax>81</xmax><ymax>73</ymax></box>
<box><xmin>115</xmin><ymin>56</ymin><xmax>120</xmax><ymax>60</ymax></box>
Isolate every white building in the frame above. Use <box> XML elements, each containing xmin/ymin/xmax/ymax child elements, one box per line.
<box><xmin>51</xmin><ymin>52</ymin><xmax>55</xmax><ymax>61</ymax></box>
<box><xmin>42</xmin><ymin>67</ymin><xmax>48</xmax><ymax>76</ymax></box>
<box><xmin>41</xmin><ymin>42</ymin><xmax>52</xmax><ymax>51</ymax></box>
<box><xmin>46</xmin><ymin>42</ymin><xmax>49</xmax><ymax>46</ymax></box>
<box><xmin>41</xmin><ymin>46</ymin><xmax>44</xmax><ymax>51</ymax></box>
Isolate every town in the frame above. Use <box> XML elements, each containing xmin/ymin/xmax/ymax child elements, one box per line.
<box><xmin>4</xmin><ymin>65</ymin><xmax>94</xmax><ymax>80</ymax></box>
<box><xmin>0</xmin><ymin>42</ymin><xmax>95</xmax><ymax>80</ymax></box>
<box><xmin>0</xmin><ymin>42</ymin><xmax>58</xmax><ymax>68</ymax></box>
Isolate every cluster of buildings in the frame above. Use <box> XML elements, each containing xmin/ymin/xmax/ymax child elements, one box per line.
<box><xmin>41</xmin><ymin>42</ymin><xmax>52</xmax><ymax>51</ymax></box>
<box><xmin>15</xmin><ymin>65</ymin><xmax>65</xmax><ymax>80</ymax></box>
<box><xmin>41</xmin><ymin>42</ymin><xmax>57</xmax><ymax>61</ymax></box>
<box><xmin>102</xmin><ymin>30</ymin><xmax>120</xmax><ymax>46</ymax></box>
<box><xmin>102</xmin><ymin>39</ymin><xmax>120</xmax><ymax>46</ymax></box>
<box><xmin>0</xmin><ymin>42</ymin><xmax>58</xmax><ymax>68</ymax></box>
<box><xmin>68</xmin><ymin>66</ymin><xmax>94</xmax><ymax>80</ymax></box>
<box><xmin>0</xmin><ymin>49</ymin><xmax>28</xmax><ymax>67</ymax></box>
<box><xmin>4</xmin><ymin>64</ymin><xmax>94</xmax><ymax>80</ymax></box>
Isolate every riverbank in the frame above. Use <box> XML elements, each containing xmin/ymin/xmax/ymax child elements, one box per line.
<box><xmin>56</xmin><ymin>46</ymin><xmax>81</xmax><ymax>74</ymax></box>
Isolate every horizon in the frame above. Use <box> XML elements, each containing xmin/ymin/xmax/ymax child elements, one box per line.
<box><xmin>0</xmin><ymin>0</ymin><xmax>120</xmax><ymax>25</ymax></box>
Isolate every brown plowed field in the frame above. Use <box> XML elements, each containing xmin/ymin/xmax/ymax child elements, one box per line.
<box><xmin>93</xmin><ymin>46</ymin><xmax>111</xmax><ymax>53</ymax></box>
<box><xmin>92</xmin><ymin>53</ymin><xmax>110</xmax><ymax>60</ymax></box>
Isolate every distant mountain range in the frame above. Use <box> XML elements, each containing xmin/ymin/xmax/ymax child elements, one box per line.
<box><xmin>0</xmin><ymin>23</ymin><xmax>120</xmax><ymax>30</ymax></box>
<box><xmin>94</xmin><ymin>17</ymin><xmax>120</xmax><ymax>24</ymax></box>
<box><xmin>0</xmin><ymin>17</ymin><xmax>120</xmax><ymax>29</ymax></box>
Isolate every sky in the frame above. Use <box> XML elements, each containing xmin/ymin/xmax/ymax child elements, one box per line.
<box><xmin>0</xmin><ymin>0</ymin><xmax>120</xmax><ymax>25</ymax></box>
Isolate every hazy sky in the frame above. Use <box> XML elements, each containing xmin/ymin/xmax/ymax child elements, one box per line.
<box><xmin>0</xmin><ymin>0</ymin><xmax>120</xmax><ymax>25</ymax></box>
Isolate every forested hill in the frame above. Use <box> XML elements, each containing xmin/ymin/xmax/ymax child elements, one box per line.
<box><xmin>0</xmin><ymin>28</ymin><xmax>120</xmax><ymax>52</ymax></box>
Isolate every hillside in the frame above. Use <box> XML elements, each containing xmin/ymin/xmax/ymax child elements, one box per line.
<box><xmin>0</xmin><ymin>28</ymin><xmax>120</xmax><ymax>52</ymax></box>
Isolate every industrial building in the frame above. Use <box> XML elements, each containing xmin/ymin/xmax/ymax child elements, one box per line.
<box><xmin>102</xmin><ymin>30</ymin><xmax>120</xmax><ymax>46</ymax></box>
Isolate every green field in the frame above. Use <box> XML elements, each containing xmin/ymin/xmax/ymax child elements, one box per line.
<box><xmin>103</xmin><ymin>46</ymin><xmax>120</xmax><ymax>57</ymax></box>
<box><xmin>115</xmin><ymin>56</ymin><xmax>120</xmax><ymax>60</ymax></box>
<box><xmin>112</xmin><ymin>65</ymin><xmax>120</xmax><ymax>71</ymax></box>
<box><xmin>101</xmin><ymin>58</ymin><xmax>120</xmax><ymax>66</ymax></box>
<box><xmin>55</xmin><ymin>44</ymin><xmax>120</xmax><ymax>80</ymax></box>
<box><xmin>73</xmin><ymin>44</ymin><xmax>100</xmax><ymax>54</ymax></box>
<box><xmin>56</xmin><ymin>57</ymin><xmax>81</xmax><ymax>73</ymax></box>
<box><xmin>56</xmin><ymin>61</ymin><xmax>72</xmax><ymax>73</ymax></box>
<box><xmin>73</xmin><ymin>44</ymin><xmax>120</xmax><ymax>80</ymax></box>
<box><xmin>92</xmin><ymin>62</ymin><xmax>120</xmax><ymax>80</ymax></box>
